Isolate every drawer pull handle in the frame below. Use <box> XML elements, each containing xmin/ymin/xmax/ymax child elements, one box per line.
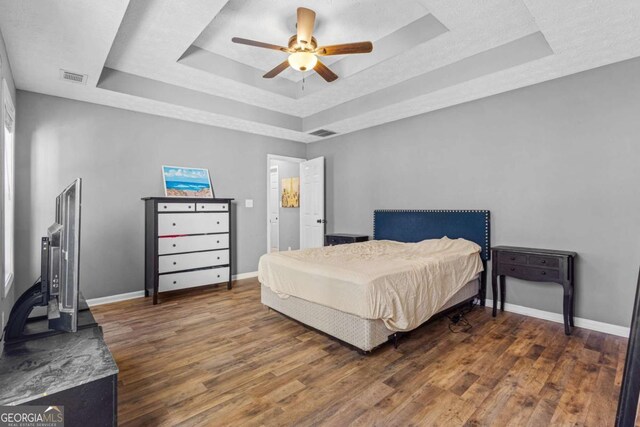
<box><xmin>217</xmin><ymin>240</ymin><xmax>220</xmax><ymax>244</ymax></box>
<box><xmin>172</xmin><ymin>223</ymin><xmax>176</xmax><ymax>226</ymax></box>
<box><xmin>217</xmin><ymin>274</ymin><xmax>220</xmax><ymax>278</ymax></box>
<box><xmin>173</xmin><ymin>262</ymin><xmax>177</xmax><ymax>265</ymax></box>
<box><xmin>173</xmin><ymin>281</ymin><xmax>177</xmax><ymax>284</ymax></box>
<box><xmin>217</xmin><ymin>256</ymin><xmax>220</xmax><ymax>260</ymax></box>
<box><xmin>172</xmin><ymin>244</ymin><xmax>176</xmax><ymax>247</ymax></box>
<box><xmin>188</xmin><ymin>205</ymin><xmax>192</xmax><ymax>209</ymax></box>
<box><xmin>510</xmin><ymin>257</ymin><xmax>516</xmax><ymax>261</ymax></box>
<box><xmin>541</xmin><ymin>260</ymin><xmax>546</xmax><ymax>264</ymax></box>
<box><xmin>163</xmin><ymin>205</ymin><xmax>167</xmax><ymax>209</ymax></box>
<box><xmin>541</xmin><ymin>271</ymin><xmax>546</xmax><ymax>275</ymax></box>
<box><xmin>217</xmin><ymin>221</ymin><xmax>220</xmax><ymax>224</ymax></box>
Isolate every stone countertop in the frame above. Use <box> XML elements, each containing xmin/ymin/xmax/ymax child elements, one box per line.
<box><xmin>0</xmin><ymin>326</ymin><xmax>118</xmax><ymax>405</ymax></box>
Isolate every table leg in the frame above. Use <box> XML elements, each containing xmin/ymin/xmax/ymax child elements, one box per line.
<box><xmin>569</xmin><ymin>283</ymin><xmax>575</xmax><ymax>328</ymax></box>
<box><xmin>492</xmin><ymin>272</ymin><xmax>498</xmax><ymax>317</ymax></box>
<box><xmin>563</xmin><ymin>285</ymin><xmax>573</xmax><ymax>335</ymax></box>
<box><xmin>499</xmin><ymin>275</ymin><xmax>506</xmax><ymax>312</ymax></box>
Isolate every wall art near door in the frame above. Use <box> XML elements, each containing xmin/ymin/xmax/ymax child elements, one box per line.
<box><xmin>162</xmin><ymin>165</ymin><xmax>214</xmax><ymax>198</ymax></box>
<box><xmin>281</xmin><ymin>177</ymin><xmax>300</xmax><ymax>208</ymax></box>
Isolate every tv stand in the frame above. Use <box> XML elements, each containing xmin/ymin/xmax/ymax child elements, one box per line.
<box><xmin>3</xmin><ymin>281</ymin><xmax>97</xmax><ymax>345</ymax></box>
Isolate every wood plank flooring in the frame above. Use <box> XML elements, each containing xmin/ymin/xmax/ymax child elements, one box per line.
<box><xmin>92</xmin><ymin>278</ymin><xmax>629</xmax><ymax>426</ymax></box>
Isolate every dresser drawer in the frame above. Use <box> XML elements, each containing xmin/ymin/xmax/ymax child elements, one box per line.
<box><xmin>158</xmin><ymin>234</ymin><xmax>229</xmax><ymax>255</ymax></box>
<box><xmin>196</xmin><ymin>203</ymin><xmax>229</xmax><ymax>212</ymax></box>
<box><xmin>498</xmin><ymin>264</ymin><xmax>560</xmax><ymax>282</ymax></box>
<box><xmin>158</xmin><ymin>267</ymin><xmax>229</xmax><ymax>292</ymax></box>
<box><xmin>500</xmin><ymin>252</ymin><xmax>527</xmax><ymax>265</ymax></box>
<box><xmin>157</xmin><ymin>202</ymin><xmax>195</xmax><ymax>212</ymax></box>
<box><xmin>158</xmin><ymin>213</ymin><xmax>229</xmax><ymax>236</ymax></box>
<box><xmin>158</xmin><ymin>250</ymin><xmax>229</xmax><ymax>273</ymax></box>
<box><xmin>528</xmin><ymin>255</ymin><xmax>560</xmax><ymax>269</ymax></box>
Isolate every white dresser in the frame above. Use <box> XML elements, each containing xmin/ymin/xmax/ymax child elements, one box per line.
<box><xmin>143</xmin><ymin>197</ymin><xmax>234</xmax><ymax>304</ymax></box>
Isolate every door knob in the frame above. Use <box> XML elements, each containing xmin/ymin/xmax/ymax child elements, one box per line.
<box><xmin>316</xmin><ymin>219</ymin><xmax>327</xmax><ymax>223</ymax></box>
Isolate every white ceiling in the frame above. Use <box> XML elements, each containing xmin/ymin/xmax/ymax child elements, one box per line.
<box><xmin>0</xmin><ymin>0</ymin><xmax>639</xmax><ymax>143</ymax></box>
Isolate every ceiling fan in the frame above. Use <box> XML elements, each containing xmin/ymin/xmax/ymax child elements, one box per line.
<box><xmin>231</xmin><ymin>7</ymin><xmax>373</xmax><ymax>83</ymax></box>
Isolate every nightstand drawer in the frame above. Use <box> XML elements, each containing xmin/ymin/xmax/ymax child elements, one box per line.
<box><xmin>499</xmin><ymin>264</ymin><xmax>560</xmax><ymax>282</ymax></box>
<box><xmin>500</xmin><ymin>252</ymin><xmax>527</xmax><ymax>265</ymax></box>
<box><xmin>528</xmin><ymin>255</ymin><xmax>560</xmax><ymax>269</ymax></box>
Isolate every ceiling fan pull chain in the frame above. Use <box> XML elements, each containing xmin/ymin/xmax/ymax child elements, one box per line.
<box><xmin>302</xmin><ymin>74</ymin><xmax>305</xmax><ymax>92</ymax></box>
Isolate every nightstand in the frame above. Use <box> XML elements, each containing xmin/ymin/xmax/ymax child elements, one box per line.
<box><xmin>325</xmin><ymin>234</ymin><xmax>369</xmax><ymax>246</ymax></box>
<box><xmin>491</xmin><ymin>246</ymin><xmax>577</xmax><ymax>335</ymax></box>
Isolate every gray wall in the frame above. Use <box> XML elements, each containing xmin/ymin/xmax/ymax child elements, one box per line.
<box><xmin>15</xmin><ymin>91</ymin><xmax>306</xmax><ymax>299</ymax></box>
<box><xmin>0</xmin><ymin>27</ymin><xmax>16</xmax><ymax>347</ymax></box>
<box><xmin>308</xmin><ymin>57</ymin><xmax>640</xmax><ymax>328</ymax></box>
<box><xmin>272</xmin><ymin>159</ymin><xmax>300</xmax><ymax>251</ymax></box>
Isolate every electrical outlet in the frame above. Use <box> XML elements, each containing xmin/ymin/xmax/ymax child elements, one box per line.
<box><xmin>245</xmin><ymin>199</ymin><xmax>254</xmax><ymax>208</ymax></box>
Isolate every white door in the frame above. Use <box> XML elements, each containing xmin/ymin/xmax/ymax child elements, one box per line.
<box><xmin>268</xmin><ymin>166</ymin><xmax>279</xmax><ymax>252</ymax></box>
<box><xmin>300</xmin><ymin>157</ymin><xmax>325</xmax><ymax>249</ymax></box>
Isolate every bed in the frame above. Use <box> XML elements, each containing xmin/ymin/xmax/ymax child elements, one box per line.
<box><xmin>259</xmin><ymin>210</ymin><xmax>491</xmax><ymax>352</ymax></box>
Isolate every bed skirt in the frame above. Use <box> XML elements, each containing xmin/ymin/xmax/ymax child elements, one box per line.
<box><xmin>260</xmin><ymin>278</ymin><xmax>480</xmax><ymax>352</ymax></box>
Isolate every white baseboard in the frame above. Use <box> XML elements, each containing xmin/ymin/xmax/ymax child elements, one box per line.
<box><xmin>86</xmin><ymin>271</ymin><xmax>259</xmax><ymax>307</ymax></box>
<box><xmin>87</xmin><ymin>291</ymin><xmax>145</xmax><ymax>307</ymax></box>
<box><xmin>486</xmin><ymin>299</ymin><xmax>630</xmax><ymax>338</ymax></box>
<box><xmin>233</xmin><ymin>271</ymin><xmax>258</xmax><ymax>280</ymax></box>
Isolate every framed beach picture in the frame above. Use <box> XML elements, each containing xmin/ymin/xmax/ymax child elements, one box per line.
<box><xmin>162</xmin><ymin>165</ymin><xmax>214</xmax><ymax>198</ymax></box>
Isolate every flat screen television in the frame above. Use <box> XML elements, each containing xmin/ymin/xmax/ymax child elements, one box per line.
<box><xmin>3</xmin><ymin>178</ymin><xmax>84</xmax><ymax>343</ymax></box>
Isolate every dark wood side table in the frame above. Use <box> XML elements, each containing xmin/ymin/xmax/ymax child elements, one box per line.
<box><xmin>491</xmin><ymin>246</ymin><xmax>577</xmax><ymax>335</ymax></box>
<box><xmin>325</xmin><ymin>233</ymin><xmax>369</xmax><ymax>246</ymax></box>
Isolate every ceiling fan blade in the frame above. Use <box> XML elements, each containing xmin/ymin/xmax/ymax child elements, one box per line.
<box><xmin>316</xmin><ymin>41</ymin><xmax>373</xmax><ymax>56</ymax></box>
<box><xmin>263</xmin><ymin>60</ymin><xmax>290</xmax><ymax>78</ymax></box>
<box><xmin>296</xmin><ymin>7</ymin><xmax>316</xmax><ymax>46</ymax></box>
<box><xmin>232</xmin><ymin>37</ymin><xmax>289</xmax><ymax>52</ymax></box>
<box><xmin>313</xmin><ymin>60</ymin><xmax>338</xmax><ymax>82</ymax></box>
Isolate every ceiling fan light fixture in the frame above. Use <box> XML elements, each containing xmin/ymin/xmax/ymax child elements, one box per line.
<box><xmin>288</xmin><ymin>51</ymin><xmax>317</xmax><ymax>72</ymax></box>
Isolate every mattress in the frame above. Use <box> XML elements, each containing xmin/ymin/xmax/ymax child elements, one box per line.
<box><xmin>258</xmin><ymin>237</ymin><xmax>484</xmax><ymax>331</ymax></box>
<box><xmin>261</xmin><ymin>278</ymin><xmax>480</xmax><ymax>352</ymax></box>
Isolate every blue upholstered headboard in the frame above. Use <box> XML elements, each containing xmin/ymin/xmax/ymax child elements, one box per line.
<box><xmin>373</xmin><ymin>210</ymin><xmax>491</xmax><ymax>261</ymax></box>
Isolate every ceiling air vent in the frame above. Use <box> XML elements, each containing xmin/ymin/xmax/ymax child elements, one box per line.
<box><xmin>309</xmin><ymin>129</ymin><xmax>337</xmax><ymax>137</ymax></box>
<box><xmin>59</xmin><ymin>70</ymin><xmax>88</xmax><ymax>84</ymax></box>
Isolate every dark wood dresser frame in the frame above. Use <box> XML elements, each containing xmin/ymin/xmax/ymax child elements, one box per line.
<box><xmin>142</xmin><ymin>197</ymin><xmax>234</xmax><ymax>304</ymax></box>
<box><xmin>615</xmin><ymin>267</ymin><xmax>640</xmax><ymax>427</ymax></box>
<box><xmin>491</xmin><ymin>246</ymin><xmax>576</xmax><ymax>335</ymax></box>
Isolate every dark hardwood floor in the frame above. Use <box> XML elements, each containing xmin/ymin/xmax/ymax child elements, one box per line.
<box><xmin>92</xmin><ymin>278</ymin><xmax>629</xmax><ymax>426</ymax></box>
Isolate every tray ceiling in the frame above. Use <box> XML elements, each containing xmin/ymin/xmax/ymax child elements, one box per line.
<box><xmin>0</xmin><ymin>0</ymin><xmax>639</xmax><ymax>143</ymax></box>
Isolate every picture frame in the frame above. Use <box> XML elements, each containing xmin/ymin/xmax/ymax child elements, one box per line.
<box><xmin>162</xmin><ymin>165</ymin><xmax>214</xmax><ymax>198</ymax></box>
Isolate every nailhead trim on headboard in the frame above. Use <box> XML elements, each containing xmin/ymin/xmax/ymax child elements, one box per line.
<box><xmin>373</xmin><ymin>209</ymin><xmax>491</xmax><ymax>261</ymax></box>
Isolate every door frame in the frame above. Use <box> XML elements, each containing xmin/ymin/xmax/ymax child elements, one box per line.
<box><xmin>266</xmin><ymin>154</ymin><xmax>306</xmax><ymax>254</ymax></box>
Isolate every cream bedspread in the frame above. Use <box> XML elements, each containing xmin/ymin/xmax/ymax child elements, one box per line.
<box><xmin>258</xmin><ymin>237</ymin><xmax>484</xmax><ymax>331</ymax></box>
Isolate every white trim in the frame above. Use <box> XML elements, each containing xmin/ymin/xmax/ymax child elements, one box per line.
<box><xmin>86</xmin><ymin>271</ymin><xmax>259</xmax><ymax>306</ymax></box>
<box><xmin>486</xmin><ymin>299</ymin><xmax>630</xmax><ymax>338</ymax></box>
<box><xmin>267</xmin><ymin>154</ymin><xmax>306</xmax><ymax>164</ymax></box>
<box><xmin>233</xmin><ymin>271</ymin><xmax>258</xmax><ymax>280</ymax></box>
<box><xmin>87</xmin><ymin>291</ymin><xmax>145</xmax><ymax>306</ymax></box>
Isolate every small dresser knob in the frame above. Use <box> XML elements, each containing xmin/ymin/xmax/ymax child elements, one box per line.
<box><xmin>217</xmin><ymin>274</ymin><xmax>220</xmax><ymax>278</ymax></box>
<box><xmin>188</xmin><ymin>205</ymin><xmax>192</xmax><ymax>209</ymax></box>
<box><xmin>217</xmin><ymin>256</ymin><xmax>220</xmax><ymax>260</ymax></box>
<box><xmin>163</xmin><ymin>205</ymin><xmax>167</xmax><ymax>209</ymax></box>
<box><xmin>173</xmin><ymin>281</ymin><xmax>177</xmax><ymax>284</ymax></box>
<box><xmin>172</xmin><ymin>244</ymin><xmax>176</xmax><ymax>247</ymax></box>
<box><xmin>510</xmin><ymin>257</ymin><xmax>515</xmax><ymax>261</ymax></box>
<box><xmin>217</xmin><ymin>221</ymin><xmax>220</xmax><ymax>224</ymax></box>
<box><xmin>172</xmin><ymin>223</ymin><xmax>176</xmax><ymax>226</ymax></box>
<box><xmin>216</xmin><ymin>240</ymin><xmax>220</xmax><ymax>244</ymax></box>
<box><xmin>541</xmin><ymin>271</ymin><xmax>546</xmax><ymax>275</ymax></box>
<box><xmin>173</xmin><ymin>262</ymin><xmax>177</xmax><ymax>265</ymax></box>
<box><xmin>541</xmin><ymin>260</ymin><xmax>546</xmax><ymax>264</ymax></box>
